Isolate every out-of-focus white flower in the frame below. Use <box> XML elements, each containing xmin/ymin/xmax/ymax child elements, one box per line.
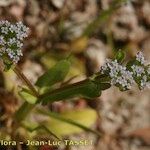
<box><xmin>147</xmin><ymin>67</ymin><xmax>150</xmax><ymax>75</ymax></box>
<box><xmin>136</xmin><ymin>51</ymin><xmax>145</xmax><ymax>64</ymax></box>
<box><xmin>131</xmin><ymin>65</ymin><xmax>145</xmax><ymax>77</ymax></box>
<box><xmin>101</xmin><ymin>59</ymin><xmax>134</xmax><ymax>90</ymax></box>
<box><xmin>0</xmin><ymin>20</ymin><xmax>29</xmax><ymax>64</ymax></box>
<box><xmin>140</xmin><ymin>75</ymin><xmax>147</xmax><ymax>89</ymax></box>
<box><xmin>100</xmin><ymin>51</ymin><xmax>150</xmax><ymax>90</ymax></box>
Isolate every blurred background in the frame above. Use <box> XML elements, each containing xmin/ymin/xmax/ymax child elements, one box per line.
<box><xmin>0</xmin><ymin>0</ymin><xmax>150</xmax><ymax>150</ymax></box>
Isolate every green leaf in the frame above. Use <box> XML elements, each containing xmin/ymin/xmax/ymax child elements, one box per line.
<box><xmin>95</xmin><ymin>77</ymin><xmax>111</xmax><ymax>83</ymax></box>
<box><xmin>39</xmin><ymin>80</ymin><xmax>101</xmax><ymax>104</ymax></box>
<box><xmin>115</xmin><ymin>50</ymin><xmax>126</xmax><ymax>62</ymax></box>
<box><xmin>37</xmin><ymin>108</ymin><xmax>101</xmax><ymax>137</ymax></box>
<box><xmin>22</xmin><ymin>123</ymin><xmax>60</xmax><ymax>140</ymax></box>
<box><xmin>15</xmin><ymin>102</ymin><xmax>35</xmax><ymax>122</ymax></box>
<box><xmin>93</xmin><ymin>74</ymin><xmax>111</xmax><ymax>90</ymax></box>
<box><xmin>126</xmin><ymin>59</ymin><xmax>139</xmax><ymax>71</ymax></box>
<box><xmin>99</xmin><ymin>83</ymin><xmax>111</xmax><ymax>90</ymax></box>
<box><xmin>3</xmin><ymin>55</ymin><xmax>13</xmax><ymax>71</ymax></box>
<box><xmin>19</xmin><ymin>88</ymin><xmax>37</xmax><ymax>104</ymax></box>
<box><xmin>35</xmin><ymin>60</ymin><xmax>71</xmax><ymax>88</ymax></box>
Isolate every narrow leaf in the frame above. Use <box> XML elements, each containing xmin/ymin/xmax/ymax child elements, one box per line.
<box><xmin>36</xmin><ymin>60</ymin><xmax>70</xmax><ymax>88</ymax></box>
<box><xmin>39</xmin><ymin>80</ymin><xmax>101</xmax><ymax>104</ymax></box>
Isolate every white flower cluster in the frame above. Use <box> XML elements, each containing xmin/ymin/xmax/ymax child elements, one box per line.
<box><xmin>131</xmin><ymin>65</ymin><xmax>145</xmax><ymax>77</ymax></box>
<box><xmin>140</xmin><ymin>75</ymin><xmax>150</xmax><ymax>89</ymax></box>
<box><xmin>136</xmin><ymin>51</ymin><xmax>145</xmax><ymax>64</ymax></box>
<box><xmin>147</xmin><ymin>67</ymin><xmax>150</xmax><ymax>75</ymax></box>
<box><xmin>100</xmin><ymin>52</ymin><xmax>150</xmax><ymax>90</ymax></box>
<box><xmin>101</xmin><ymin>59</ymin><xmax>134</xmax><ymax>90</ymax></box>
<box><xmin>0</xmin><ymin>20</ymin><xmax>29</xmax><ymax>63</ymax></box>
<box><xmin>130</xmin><ymin>52</ymin><xmax>150</xmax><ymax>90</ymax></box>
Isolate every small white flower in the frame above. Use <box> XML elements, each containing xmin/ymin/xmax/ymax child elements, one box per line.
<box><xmin>140</xmin><ymin>75</ymin><xmax>147</xmax><ymax>89</ymax></box>
<box><xmin>1</xmin><ymin>26</ymin><xmax>9</xmax><ymax>34</ymax></box>
<box><xmin>147</xmin><ymin>67</ymin><xmax>150</xmax><ymax>75</ymax></box>
<box><xmin>131</xmin><ymin>65</ymin><xmax>145</xmax><ymax>77</ymax></box>
<box><xmin>100</xmin><ymin>51</ymin><xmax>150</xmax><ymax>90</ymax></box>
<box><xmin>100</xmin><ymin>59</ymin><xmax>134</xmax><ymax>90</ymax></box>
<box><xmin>0</xmin><ymin>36</ymin><xmax>6</xmax><ymax>45</ymax></box>
<box><xmin>146</xmin><ymin>82</ymin><xmax>150</xmax><ymax>88</ymax></box>
<box><xmin>136</xmin><ymin>51</ymin><xmax>145</xmax><ymax>64</ymax></box>
<box><xmin>0</xmin><ymin>20</ymin><xmax>29</xmax><ymax>64</ymax></box>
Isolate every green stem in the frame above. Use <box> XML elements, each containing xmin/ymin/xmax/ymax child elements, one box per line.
<box><xmin>13</xmin><ymin>66</ymin><xmax>39</xmax><ymax>97</ymax></box>
<box><xmin>13</xmin><ymin>65</ymin><xmax>39</xmax><ymax>122</ymax></box>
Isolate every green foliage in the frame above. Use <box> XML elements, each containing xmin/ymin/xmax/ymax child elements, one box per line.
<box><xmin>15</xmin><ymin>102</ymin><xmax>35</xmax><ymax>122</ymax></box>
<box><xmin>115</xmin><ymin>50</ymin><xmax>126</xmax><ymax>62</ymax></box>
<box><xmin>19</xmin><ymin>88</ymin><xmax>37</xmax><ymax>104</ymax></box>
<box><xmin>36</xmin><ymin>108</ymin><xmax>100</xmax><ymax>137</ymax></box>
<box><xmin>39</xmin><ymin>79</ymin><xmax>102</xmax><ymax>105</ymax></box>
<box><xmin>126</xmin><ymin>60</ymin><xmax>136</xmax><ymax>70</ymax></box>
<box><xmin>2</xmin><ymin>55</ymin><xmax>13</xmax><ymax>71</ymax></box>
<box><xmin>36</xmin><ymin>60</ymin><xmax>71</xmax><ymax>88</ymax></box>
<box><xmin>98</xmin><ymin>83</ymin><xmax>111</xmax><ymax>90</ymax></box>
<box><xmin>22</xmin><ymin>124</ymin><xmax>60</xmax><ymax>140</ymax></box>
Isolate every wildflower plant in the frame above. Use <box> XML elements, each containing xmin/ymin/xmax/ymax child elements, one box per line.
<box><xmin>0</xmin><ymin>20</ymin><xmax>29</xmax><ymax>70</ymax></box>
<box><xmin>0</xmin><ymin>20</ymin><xmax>150</xmax><ymax>140</ymax></box>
